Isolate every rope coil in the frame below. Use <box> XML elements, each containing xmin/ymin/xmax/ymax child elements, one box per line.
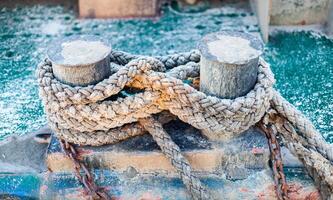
<box><xmin>37</xmin><ymin>50</ymin><xmax>274</xmax><ymax>145</ymax></box>
<box><xmin>37</xmin><ymin>50</ymin><xmax>333</xmax><ymax>200</ymax></box>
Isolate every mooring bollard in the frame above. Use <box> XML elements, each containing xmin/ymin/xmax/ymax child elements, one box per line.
<box><xmin>47</xmin><ymin>35</ymin><xmax>112</xmax><ymax>86</ymax></box>
<box><xmin>198</xmin><ymin>31</ymin><xmax>264</xmax><ymax>140</ymax></box>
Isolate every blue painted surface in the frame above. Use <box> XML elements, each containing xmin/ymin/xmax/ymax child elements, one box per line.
<box><xmin>0</xmin><ymin>173</ymin><xmax>40</xmax><ymax>199</ymax></box>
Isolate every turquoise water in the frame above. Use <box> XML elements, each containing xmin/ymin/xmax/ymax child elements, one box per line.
<box><xmin>266</xmin><ymin>32</ymin><xmax>333</xmax><ymax>142</ymax></box>
<box><xmin>0</xmin><ymin>4</ymin><xmax>332</xmax><ymax>145</ymax></box>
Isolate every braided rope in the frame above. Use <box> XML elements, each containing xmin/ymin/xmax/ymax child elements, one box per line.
<box><xmin>271</xmin><ymin>91</ymin><xmax>333</xmax><ymax>163</ymax></box>
<box><xmin>37</xmin><ymin>50</ymin><xmax>332</xmax><ymax>199</ymax></box>
<box><xmin>139</xmin><ymin>117</ymin><xmax>212</xmax><ymax>200</ymax></box>
<box><xmin>37</xmin><ymin>51</ymin><xmax>274</xmax><ymax>146</ymax></box>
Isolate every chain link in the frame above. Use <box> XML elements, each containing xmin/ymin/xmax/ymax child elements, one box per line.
<box><xmin>258</xmin><ymin>121</ymin><xmax>289</xmax><ymax>200</ymax></box>
<box><xmin>59</xmin><ymin>140</ymin><xmax>112</xmax><ymax>200</ymax></box>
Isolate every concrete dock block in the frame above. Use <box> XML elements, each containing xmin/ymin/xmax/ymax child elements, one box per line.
<box><xmin>270</xmin><ymin>0</ymin><xmax>330</xmax><ymax>25</ymax></box>
<box><xmin>46</xmin><ymin>119</ymin><xmax>304</xmax><ymax>179</ymax></box>
<box><xmin>46</xmin><ymin>150</ymin><xmax>223</xmax><ymax>174</ymax></box>
<box><xmin>46</xmin><ymin>119</ymin><xmax>273</xmax><ymax>179</ymax></box>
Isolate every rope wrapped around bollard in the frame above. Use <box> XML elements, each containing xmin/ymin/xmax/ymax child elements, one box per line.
<box><xmin>37</xmin><ymin>50</ymin><xmax>333</xmax><ymax>200</ymax></box>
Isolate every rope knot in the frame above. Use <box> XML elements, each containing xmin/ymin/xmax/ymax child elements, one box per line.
<box><xmin>128</xmin><ymin>57</ymin><xmax>165</xmax><ymax>74</ymax></box>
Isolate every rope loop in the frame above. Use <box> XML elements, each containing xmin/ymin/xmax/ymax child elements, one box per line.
<box><xmin>37</xmin><ymin>50</ymin><xmax>275</xmax><ymax>144</ymax></box>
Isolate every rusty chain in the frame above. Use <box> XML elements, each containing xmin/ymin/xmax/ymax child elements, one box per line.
<box><xmin>59</xmin><ymin>140</ymin><xmax>112</xmax><ymax>200</ymax></box>
<box><xmin>258</xmin><ymin>121</ymin><xmax>289</xmax><ymax>200</ymax></box>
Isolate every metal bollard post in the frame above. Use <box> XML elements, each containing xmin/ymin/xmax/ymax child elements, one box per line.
<box><xmin>198</xmin><ymin>31</ymin><xmax>264</xmax><ymax>140</ymax></box>
<box><xmin>47</xmin><ymin>35</ymin><xmax>112</xmax><ymax>86</ymax></box>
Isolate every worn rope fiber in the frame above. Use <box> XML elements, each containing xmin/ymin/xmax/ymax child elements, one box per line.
<box><xmin>37</xmin><ymin>50</ymin><xmax>332</xmax><ymax>200</ymax></box>
<box><xmin>271</xmin><ymin>91</ymin><xmax>333</xmax><ymax>163</ymax></box>
<box><xmin>38</xmin><ymin>50</ymin><xmax>273</xmax><ymax>144</ymax></box>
